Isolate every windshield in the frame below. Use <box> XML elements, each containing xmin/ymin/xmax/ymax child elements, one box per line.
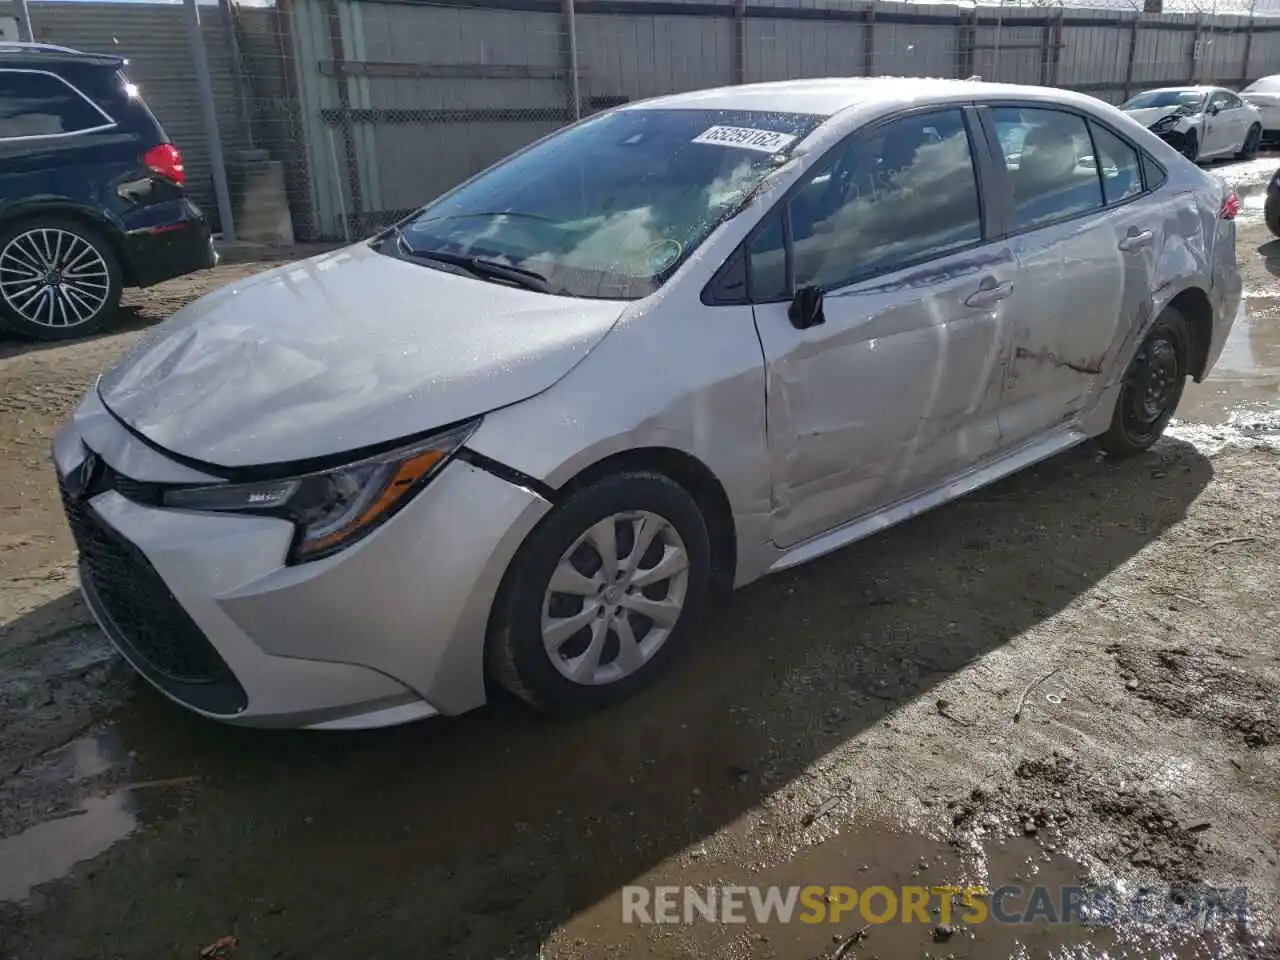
<box><xmin>1244</xmin><ymin>76</ymin><xmax>1280</xmax><ymax>94</ymax></box>
<box><xmin>1123</xmin><ymin>90</ymin><xmax>1204</xmax><ymax>111</ymax></box>
<box><xmin>389</xmin><ymin>108</ymin><xmax>824</xmax><ymax>300</ymax></box>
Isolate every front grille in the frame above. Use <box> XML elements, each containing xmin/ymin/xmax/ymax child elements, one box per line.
<box><xmin>57</xmin><ymin>460</ymin><xmax>247</xmax><ymax>714</ymax></box>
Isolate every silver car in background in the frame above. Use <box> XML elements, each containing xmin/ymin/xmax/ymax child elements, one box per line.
<box><xmin>53</xmin><ymin>78</ymin><xmax>1242</xmax><ymax>729</ymax></box>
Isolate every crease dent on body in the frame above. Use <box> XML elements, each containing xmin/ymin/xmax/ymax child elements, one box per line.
<box><xmin>1014</xmin><ymin>346</ymin><xmax>1104</xmax><ymax>376</ymax></box>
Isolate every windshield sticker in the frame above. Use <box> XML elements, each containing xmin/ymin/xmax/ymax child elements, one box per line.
<box><xmin>691</xmin><ymin>125</ymin><xmax>798</xmax><ymax>154</ymax></box>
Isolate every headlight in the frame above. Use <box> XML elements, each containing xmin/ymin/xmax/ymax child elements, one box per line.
<box><xmin>1150</xmin><ymin>115</ymin><xmax>1179</xmax><ymax>134</ymax></box>
<box><xmin>162</xmin><ymin>420</ymin><xmax>479</xmax><ymax>563</ymax></box>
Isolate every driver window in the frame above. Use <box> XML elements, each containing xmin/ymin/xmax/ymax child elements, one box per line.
<box><xmin>747</xmin><ymin>109</ymin><xmax>983</xmax><ymax>297</ymax></box>
<box><xmin>1210</xmin><ymin>91</ymin><xmax>1232</xmax><ymax>112</ymax></box>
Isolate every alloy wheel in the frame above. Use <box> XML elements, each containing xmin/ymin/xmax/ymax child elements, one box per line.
<box><xmin>0</xmin><ymin>228</ymin><xmax>111</xmax><ymax>330</ymax></box>
<box><xmin>541</xmin><ymin>510</ymin><xmax>690</xmax><ymax>686</ymax></box>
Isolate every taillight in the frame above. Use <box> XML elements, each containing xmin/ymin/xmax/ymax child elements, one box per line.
<box><xmin>142</xmin><ymin>143</ymin><xmax>185</xmax><ymax>186</ymax></box>
<box><xmin>1220</xmin><ymin>190</ymin><xmax>1241</xmax><ymax>220</ymax></box>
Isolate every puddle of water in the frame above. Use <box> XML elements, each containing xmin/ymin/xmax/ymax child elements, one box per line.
<box><xmin>558</xmin><ymin>822</ymin><xmax>1251</xmax><ymax>958</ymax></box>
<box><xmin>0</xmin><ymin>791</ymin><xmax>138</xmax><ymax>903</ymax></box>
<box><xmin>1179</xmin><ymin>297</ymin><xmax>1280</xmax><ymax>425</ymax></box>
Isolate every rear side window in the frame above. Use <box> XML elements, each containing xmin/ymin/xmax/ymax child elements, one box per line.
<box><xmin>749</xmin><ymin>109</ymin><xmax>984</xmax><ymax>296</ymax></box>
<box><xmin>991</xmin><ymin>107</ymin><xmax>1104</xmax><ymax>231</ymax></box>
<box><xmin>1142</xmin><ymin>154</ymin><xmax>1167</xmax><ymax>191</ymax></box>
<box><xmin>1088</xmin><ymin>122</ymin><xmax>1143</xmax><ymax>205</ymax></box>
<box><xmin>0</xmin><ymin>69</ymin><xmax>113</xmax><ymax>140</ymax></box>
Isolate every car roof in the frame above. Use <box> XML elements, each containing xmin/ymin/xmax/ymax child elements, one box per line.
<box><xmin>0</xmin><ymin>42</ymin><xmax>124</xmax><ymax>70</ymax></box>
<box><xmin>1134</xmin><ymin>86</ymin><xmax>1216</xmax><ymax>96</ymax></box>
<box><xmin>621</xmin><ymin>76</ymin><xmax>1118</xmax><ymax>119</ymax></box>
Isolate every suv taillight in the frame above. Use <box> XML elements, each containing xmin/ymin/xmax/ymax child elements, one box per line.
<box><xmin>142</xmin><ymin>143</ymin><xmax>185</xmax><ymax>186</ymax></box>
<box><xmin>1220</xmin><ymin>190</ymin><xmax>1241</xmax><ymax>220</ymax></box>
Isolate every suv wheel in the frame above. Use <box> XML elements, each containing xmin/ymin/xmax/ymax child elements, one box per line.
<box><xmin>487</xmin><ymin>471</ymin><xmax>711</xmax><ymax>715</ymax></box>
<box><xmin>0</xmin><ymin>217</ymin><xmax>122</xmax><ymax>341</ymax></box>
<box><xmin>1097</xmin><ymin>309</ymin><xmax>1189</xmax><ymax>459</ymax></box>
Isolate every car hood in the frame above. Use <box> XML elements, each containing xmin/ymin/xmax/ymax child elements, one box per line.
<box><xmin>98</xmin><ymin>243</ymin><xmax>628</xmax><ymax>469</ymax></box>
<box><xmin>1125</xmin><ymin>106</ymin><xmax>1193</xmax><ymax>127</ymax></box>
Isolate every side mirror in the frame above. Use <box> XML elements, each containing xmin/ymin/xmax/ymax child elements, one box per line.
<box><xmin>788</xmin><ymin>284</ymin><xmax>826</xmax><ymax>330</ymax></box>
<box><xmin>1209</xmin><ymin>102</ymin><xmax>1221</xmax><ymax>116</ymax></box>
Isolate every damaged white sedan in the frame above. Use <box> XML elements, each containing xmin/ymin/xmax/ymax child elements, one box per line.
<box><xmin>54</xmin><ymin>78</ymin><xmax>1242</xmax><ymax>729</ymax></box>
<box><xmin>1121</xmin><ymin>86</ymin><xmax>1263</xmax><ymax>163</ymax></box>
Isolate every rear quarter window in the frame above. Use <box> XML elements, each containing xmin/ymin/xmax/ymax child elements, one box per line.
<box><xmin>0</xmin><ymin>69</ymin><xmax>112</xmax><ymax>140</ymax></box>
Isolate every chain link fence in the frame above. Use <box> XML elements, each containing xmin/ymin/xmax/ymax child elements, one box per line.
<box><xmin>8</xmin><ymin>0</ymin><xmax>1280</xmax><ymax>241</ymax></box>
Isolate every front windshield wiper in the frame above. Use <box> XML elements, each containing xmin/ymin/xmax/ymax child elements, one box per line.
<box><xmin>391</xmin><ymin>229</ymin><xmax>558</xmax><ymax>294</ymax></box>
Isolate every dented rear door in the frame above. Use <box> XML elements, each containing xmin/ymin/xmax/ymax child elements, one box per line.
<box><xmin>991</xmin><ymin>107</ymin><xmax>1158</xmax><ymax>448</ymax></box>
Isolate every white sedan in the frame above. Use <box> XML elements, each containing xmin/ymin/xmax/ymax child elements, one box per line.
<box><xmin>1121</xmin><ymin>86</ymin><xmax>1263</xmax><ymax>163</ymax></box>
<box><xmin>1241</xmin><ymin>75</ymin><xmax>1280</xmax><ymax>146</ymax></box>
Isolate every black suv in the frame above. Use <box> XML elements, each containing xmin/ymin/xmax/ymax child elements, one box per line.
<box><xmin>0</xmin><ymin>42</ymin><xmax>215</xmax><ymax>341</ymax></box>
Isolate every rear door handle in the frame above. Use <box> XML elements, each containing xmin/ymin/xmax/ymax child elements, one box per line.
<box><xmin>1119</xmin><ymin>229</ymin><xmax>1154</xmax><ymax>252</ymax></box>
<box><xmin>965</xmin><ymin>278</ymin><xmax>1014</xmax><ymax>308</ymax></box>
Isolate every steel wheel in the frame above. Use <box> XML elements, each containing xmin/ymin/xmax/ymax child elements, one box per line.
<box><xmin>1097</xmin><ymin>310</ymin><xmax>1188</xmax><ymax>459</ymax></box>
<box><xmin>541</xmin><ymin>510</ymin><xmax>690</xmax><ymax>686</ymax></box>
<box><xmin>0</xmin><ymin>223</ymin><xmax>119</xmax><ymax>339</ymax></box>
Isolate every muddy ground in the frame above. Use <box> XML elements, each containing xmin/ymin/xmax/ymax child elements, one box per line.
<box><xmin>0</xmin><ymin>167</ymin><xmax>1278</xmax><ymax>960</ymax></box>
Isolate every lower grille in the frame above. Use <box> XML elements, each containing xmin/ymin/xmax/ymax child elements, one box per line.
<box><xmin>58</xmin><ymin>467</ymin><xmax>247</xmax><ymax>714</ymax></box>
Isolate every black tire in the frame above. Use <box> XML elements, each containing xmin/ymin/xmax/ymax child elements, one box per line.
<box><xmin>1267</xmin><ymin>192</ymin><xmax>1280</xmax><ymax>239</ymax></box>
<box><xmin>1239</xmin><ymin>124</ymin><xmax>1263</xmax><ymax>161</ymax></box>
<box><xmin>0</xmin><ymin>215</ymin><xmax>122</xmax><ymax>341</ymax></box>
<box><xmin>1179</xmin><ymin>131</ymin><xmax>1200</xmax><ymax>164</ymax></box>
<box><xmin>1096</xmin><ymin>309</ymin><xmax>1189</xmax><ymax>459</ymax></box>
<box><xmin>487</xmin><ymin>471</ymin><xmax>711</xmax><ymax>715</ymax></box>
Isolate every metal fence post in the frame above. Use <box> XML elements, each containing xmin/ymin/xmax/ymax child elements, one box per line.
<box><xmin>184</xmin><ymin>0</ymin><xmax>236</xmax><ymax>242</ymax></box>
<box><xmin>13</xmin><ymin>0</ymin><xmax>34</xmax><ymax>41</ymax></box>
<box><xmin>564</xmin><ymin>0</ymin><xmax>581</xmax><ymax>121</ymax></box>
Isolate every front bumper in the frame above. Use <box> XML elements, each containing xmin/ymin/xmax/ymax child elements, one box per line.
<box><xmin>51</xmin><ymin>394</ymin><xmax>551</xmax><ymax>728</ymax></box>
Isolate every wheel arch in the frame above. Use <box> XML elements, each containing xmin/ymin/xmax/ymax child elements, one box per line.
<box><xmin>551</xmin><ymin>446</ymin><xmax>739</xmax><ymax>594</ymax></box>
<box><xmin>1166</xmin><ymin>286</ymin><xmax>1214</xmax><ymax>381</ymax></box>
<box><xmin>0</xmin><ymin>202</ymin><xmax>134</xmax><ymax>286</ymax></box>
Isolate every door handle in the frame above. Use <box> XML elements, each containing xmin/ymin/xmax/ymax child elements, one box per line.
<box><xmin>1118</xmin><ymin>229</ymin><xmax>1154</xmax><ymax>252</ymax></box>
<box><xmin>965</xmin><ymin>278</ymin><xmax>1014</xmax><ymax>308</ymax></box>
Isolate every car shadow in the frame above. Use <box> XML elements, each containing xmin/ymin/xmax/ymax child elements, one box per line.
<box><xmin>0</xmin><ymin>439</ymin><xmax>1215</xmax><ymax>958</ymax></box>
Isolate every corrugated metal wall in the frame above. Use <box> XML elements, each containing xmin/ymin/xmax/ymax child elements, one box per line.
<box><xmin>5</xmin><ymin>0</ymin><xmax>1279</xmax><ymax>240</ymax></box>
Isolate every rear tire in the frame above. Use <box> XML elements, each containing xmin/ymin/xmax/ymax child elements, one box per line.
<box><xmin>487</xmin><ymin>471</ymin><xmax>711</xmax><ymax>715</ymax></box>
<box><xmin>1238</xmin><ymin>124</ymin><xmax>1263</xmax><ymax>160</ymax></box>
<box><xmin>1096</xmin><ymin>310</ymin><xmax>1189</xmax><ymax>459</ymax></box>
<box><xmin>0</xmin><ymin>216</ymin><xmax>122</xmax><ymax>341</ymax></box>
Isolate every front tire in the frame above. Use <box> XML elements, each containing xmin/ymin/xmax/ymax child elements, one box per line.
<box><xmin>1238</xmin><ymin>124</ymin><xmax>1263</xmax><ymax>160</ymax></box>
<box><xmin>0</xmin><ymin>216</ymin><xmax>122</xmax><ymax>341</ymax></box>
<box><xmin>487</xmin><ymin>471</ymin><xmax>711</xmax><ymax>715</ymax></box>
<box><xmin>1096</xmin><ymin>310</ymin><xmax>1189</xmax><ymax>459</ymax></box>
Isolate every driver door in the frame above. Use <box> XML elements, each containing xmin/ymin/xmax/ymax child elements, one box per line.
<box><xmin>746</xmin><ymin>108</ymin><xmax>1016</xmax><ymax>548</ymax></box>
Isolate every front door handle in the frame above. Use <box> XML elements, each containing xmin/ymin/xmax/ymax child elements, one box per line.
<box><xmin>965</xmin><ymin>278</ymin><xmax>1014</xmax><ymax>308</ymax></box>
<box><xmin>1119</xmin><ymin>229</ymin><xmax>1154</xmax><ymax>252</ymax></box>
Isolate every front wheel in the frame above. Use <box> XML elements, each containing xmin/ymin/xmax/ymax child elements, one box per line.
<box><xmin>1238</xmin><ymin>124</ymin><xmax>1263</xmax><ymax>160</ymax></box>
<box><xmin>0</xmin><ymin>217</ymin><xmax>122</xmax><ymax>341</ymax></box>
<box><xmin>487</xmin><ymin>471</ymin><xmax>711</xmax><ymax>715</ymax></box>
<box><xmin>1096</xmin><ymin>310</ymin><xmax>1189</xmax><ymax>459</ymax></box>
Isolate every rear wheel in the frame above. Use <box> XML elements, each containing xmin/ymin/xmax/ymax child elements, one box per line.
<box><xmin>487</xmin><ymin>471</ymin><xmax>710</xmax><ymax>715</ymax></box>
<box><xmin>1096</xmin><ymin>310</ymin><xmax>1189</xmax><ymax>459</ymax></box>
<box><xmin>0</xmin><ymin>217</ymin><xmax>122</xmax><ymax>341</ymax></box>
<box><xmin>1238</xmin><ymin>124</ymin><xmax>1263</xmax><ymax>160</ymax></box>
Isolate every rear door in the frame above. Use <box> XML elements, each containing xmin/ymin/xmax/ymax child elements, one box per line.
<box><xmin>982</xmin><ymin>104</ymin><xmax>1161</xmax><ymax>447</ymax></box>
<box><xmin>745</xmin><ymin>107</ymin><xmax>1016</xmax><ymax>548</ymax></box>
